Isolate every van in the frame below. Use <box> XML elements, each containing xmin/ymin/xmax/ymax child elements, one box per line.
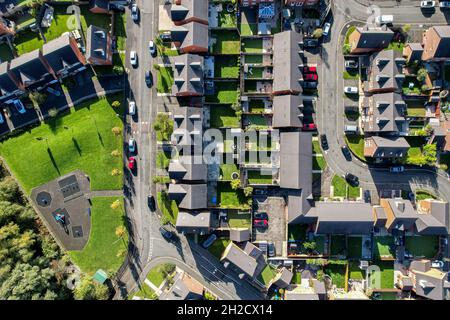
<box><xmin>375</xmin><ymin>15</ymin><xmax>394</xmax><ymax>25</ymax></box>
<box><xmin>344</xmin><ymin>125</ymin><xmax>358</xmax><ymax>134</ymax></box>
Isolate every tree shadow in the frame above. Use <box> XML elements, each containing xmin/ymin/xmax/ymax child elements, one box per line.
<box><xmin>72</xmin><ymin>137</ymin><xmax>82</xmax><ymax>156</ymax></box>
<box><xmin>47</xmin><ymin>147</ymin><xmax>60</xmax><ymax>175</ymax></box>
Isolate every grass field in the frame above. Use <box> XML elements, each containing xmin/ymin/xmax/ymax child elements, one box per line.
<box><xmin>0</xmin><ymin>95</ymin><xmax>124</xmax><ymax>194</ymax></box>
<box><xmin>210</xmin><ymin>104</ymin><xmax>241</xmax><ymax>128</ymax></box>
<box><xmin>257</xmin><ymin>265</ymin><xmax>277</xmax><ymax>286</ymax></box>
<box><xmin>157</xmin><ymin>191</ymin><xmax>179</xmax><ymax>225</ymax></box>
<box><xmin>217</xmin><ymin>182</ymin><xmax>251</xmax><ymax>210</ymax></box>
<box><xmin>214</xmin><ymin>56</ymin><xmax>240</xmax><ymax>78</ymax></box>
<box><xmin>156</xmin><ymin>151</ymin><xmax>171</xmax><ymax>169</ymax></box>
<box><xmin>156</xmin><ymin>66</ymin><xmax>174</xmax><ymax>94</ymax></box>
<box><xmin>324</xmin><ymin>262</ymin><xmax>347</xmax><ymax>288</ymax></box>
<box><xmin>332</xmin><ymin>175</ymin><xmax>347</xmax><ymax>197</ymax></box>
<box><xmin>220</xmin><ymin>163</ymin><xmax>239</xmax><ymax>181</ymax></box>
<box><xmin>330</xmin><ymin>235</ymin><xmax>347</xmax><ymax>256</ymax></box>
<box><xmin>373</xmin><ymin>236</ymin><xmax>395</xmax><ymax>260</ymax></box>
<box><xmin>14</xmin><ymin>30</ymin><xmax>44</xmax><ymax>55</ymax></box>
<box><xmin>228</xmin><ymin>210</ymin><xmax>251</xmax><ymax>229</ymax></box>
<box><xmin>69</xmin><ymin>197</ymin><xmax>128</xmax><ymax>274</ymax></box>
<box><xmin>345</xmin><ymin>135</ymin><xmax>366</xmax><ymax>161</ymax></box>
<box><xmin>206</xmin><ymin>82</ymin><xmax>239</xmax><ymax>105</ymax></box>
<box><xmin>146</xmin><ymin>264</ymin><xmax>175</xmax><ymax>287</ymax></box>
<box><xmin>405</xmin><ymin>236</ymin><xmax>439</xmax><ymax>259</ymax></box>
<box><xmin>348</xmin><ymin>261</ymin><xmax>364</xmax><ymax>280</ymax></box>
<box><xmin>211</xmin><ymin>30</ymin><xmax>240</xmax><ymax>54</ymax></box>
<box><xmin>208</xmin><ymin>238</ymin><xmax>230</xmax><ymax>259</ymax></box>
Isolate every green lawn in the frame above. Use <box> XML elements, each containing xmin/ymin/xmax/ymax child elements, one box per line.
<box><xmin>239</xmin><ymin>23</ymin><xmax>257</xmax><ymax>36</ymax></box>
<box><xmin>218</xmin><ymin>11</ymin><xmax>237</xmax><ymax>28</ymax></box>
<box><xmin>0</xmin><ymin>95</ymin><xmax>124</xmax><ymax>194</ymax></box>
<box><xmin>80</xmin><ymin>7</ymin><xmax>111</xmax><ymax>36</ymax></box>
<box><xmin>312</xmin><ymin>141</ymin><xmax>322</xmax><ymax>154</ymax></box>
<box><xmin>155</xmin><ymin>66</ymin><xmax>174</xmax><ymax>94</ymax></box>
<box><xmin>347</xmin><ymin>237</ymin><xmax>362</xmax><ymax>259</ymax></box>
<box><xmin>214</xmin><ymin>56</ymin><xmax>240</xmax><ymax>78</ymax></box>
<box><xmin>248</xmin><ymin>99</ymin><xmax>265</xmax><ymax>113</ymax></box>
<box><xmin>332</xmin><ymin>175</ymin><xmax>347</xmax><ymax>197</ymax></box>
<box><xmin>146</xmin><ymin>264</ymin><xmax>175</xmax><ymax>287</ymax></box>
<box><xmin>157</xmin><ymin>191</ymin><xmax>179</xmax><ymax>225</ymax></box>
<box><xmin>206</xmin><ymin>82</ymin><xmax>239</xmax><ymax>105</ymax></box>
<box><xmin>242</xmin><ymin>39</ymin><xmax>263</xmax><ymax>53</ymax></box>
<box><xmin>371</xmin><ymin>261</ymin><xmax>394</xmax><ymax>289</ymax></box>
<box><xmin>407</xmin><ymin>106</ymin><xmax>426</xmax><ymax>117</ymax></box>
<box><xmin>14</xmin><ymin>30</ymin><xmax>44</xmax><ymax>55</ymax></box>
<box><xmin>210</xmin><ymin>104</ymin><xmax>240</xmax><ymax>128</ymax></box>
<box><xmin>114</xmin><ymin>12</ymin><xmax>127</xmax><ymax>51</ymax></box>
<box><xmin>211</xmin><ymin>30</ymin><xmax>240</xmax><ymax>54</ymax></box>
<box><xmin>217</xmin><ymin>182</ymin><xmax>251</xmax><ymax>210</ymax></box>
<box><xmin>69</xmin><ymin>197</ymin><xmax>128</xmax><ymax>274</ymax></box>
<box><xmin>313</xmin><ymin>156</ymin><xmax>326</xmax><ymax>171</ymax></box>
<box><xmin>330</xmin><ymin>235</ymin><xmax>347</xmax><ymax>256</ymax></box>
<box><xmin>220</xmin><ymin>163</ymin><xmax>240</xmax><ymax>181</ymax></box>
<box><xmin>42</xmin><ymin>7</ymin><xmax>73</xmax><ymax>43</ymax></box>
<box><xmin>208</xmin><ymin>238</ymin><xmax>230</xmax><ymax>259</ymax></box>
<box><xmin>405</xmin><ymin>236</ymin><xmax>439</xmax><ymax>259</ymax></box>
<box><xmin>348</xmin><ymin>261</ymin><xmax>364</xmax><ymax>280</ymax></box>
<box><xmin>345</xmin><ymin>135</ymin><xmax>366</xmax><ymax>161</ymax></box>
<box><xmin>228</xmin><ymin>210</ymin><xmax>251</xmax><ymax>229</ymax></box>
<box><xmin>257</xmin><ymin>265</ymin><xmax>277</xmax><ymax>286</ymax></box>
<box><xmin>415</xmin><ymin>190</ymin><xmax>437</xmax><ymax>201</ymax></box>
<box><xmin>343</xmin><ymin>70</ymin><xmax>359</xmax><ymax>80</ymax></box>
<box><xmin>132</xmin><ymin>284</ymin><xmax>157</xmax><ymax>300</ymax></box>
<box><xmin>244</xmin><ymin>54</ymin><xmax>263</xmax><ymax>64</ymax></box>
<box><xmin>247</xmin><ymin>170</ymin><xmax>273</xmax><ymax>185</ymax></box>
<box><xmin>156</xmin><ymin>151</ymin><xmax>171</xmax><ymax>169</ymax></box>
<box><xmin>323</xmin><ymin>262</ymin><xmax>347</xmax><ymax>288</ymax></box>
<box><xmin>373</xmin><ymin>236</ymin><xmax>395</xmax><ymax>260</ymax></box>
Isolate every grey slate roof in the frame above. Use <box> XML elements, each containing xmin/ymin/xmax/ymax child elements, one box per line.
<box><xmin>172</xmin><ymin>107</ymin><xmax>203</xmax><ymax>147</ymax></box>
<box><xmin>280</xmin><ymin>131</ymin><xmax>312</xmax><ymax>190</ymax></box>
<box><xmin>405</xmin><ymin>43</ymin><xmax>424</xmax><ymax>62</ymax></box>
<box><xmin>415</xmin><ymin>200</ymin><xmax>449</xmax><ymax>235</ymax></box>
<box><xmin>42</xmin><ymin>33</ymin><xmax>83</xmax><ymax>75</ymax></box>
<box><xmin>170</xmin><ymin>22</ymin><xmax>208</xmax><ymax>50</ymax></box>
<box><xmin>352</xmin><ymin>25</ymin><xmax>394</xmax><ymax>50</ymax></box>
<box><xmin>170</xmin><ymin>0</ymin><xmax>208</xmax><ymax>22</ymax></box>
<box><xmin>363</xmin><ymin>92</ymin><xmax>407</xmax><ymax>133</ymax></box>
<box><xmin>272</xmin><ymin>268</ymin><xmax>293</xmax><ymax>289</ymax></box>
<box><xmin>158</xmin><ymin>272</ymin><xmax>203</xmax><ymax>300</ymax></box>
<box><xmin>86</xmin><ymin>25</ymin><xmax>109</xmax><ymax>62</ymax></box>
<box><xmin>410</xmin><ymin>260</ymin><xmax>450</xmax><ymax>300</ymax></box>
<box><xmin>315</xmin><ymin>202</ymin><xmax>374</xmax><ymax>235</ymax></box>
<box><xmin>273</xmin><ymin>30</ymin><xmax>303</xmax><ymax>93</ymax></box>
<box><xmin>8</xmin><ymin>49</ymin><xmax>51</xmax><ymax>87</ymax></box>
<box><xmin>272</xmin><ymin>94</ymin><xmax>303</xmax><ymax>128</ymax></box>
<box><xmin>168</xmin><ymin>155</ymin><xmax>207</xmax><ymax>181</ymax></box>
<box><xmin>0</xmin><ymin>62</ymin><xmax>20</xmax><ymax>95</ymax></box>
<box><xmin>229</xmin><ymin>228</ymin><xmax>250</xmax><ymax>242</ymax></box>
<box><xmin>176</xmin><ymin>211</ymin><xmax>211</xmax><ymax>234</ymax></box>
<box><xmin>385</xmin><ymin>198</ymin><xmax>418</xmax><ymax>231</ymax></box>
<box><xmin>287</xmin><ymin>189</ymin><xmax>314</xmax><ymax>224</ymax></box>
<box><xmin>367</xmin><ymin>49</ymin><xmax>406</xmax><ymax>92</ymax></box>
<box><xmin>366</xmin><ymin>136</ymin><xmax>410</xmax><ymax>158</ymax></box>
<box><xmin>172</xmin><ymin>54</ymin><xmax>204</xmax><ymax>96</ymax></box>
<box><xmin>221</xmin><ymin>242</ymin><xmax>259</xmax><ymax>278</ymax></box>
<box><xmin>168</xmin><ymin>184</ymin><xmax>207</xmax><ymax>210</ymax></box>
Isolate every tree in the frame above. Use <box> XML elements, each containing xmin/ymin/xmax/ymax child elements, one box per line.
<box><xmin>48</xmin><ymin>108</ymin><xmax>59</xmax><ymax>118</ymax></box>
<box><xmin>417</xmin><ymin>68</ymin><xmax>428</xmax><ymax>83</ymax></box>
<box><xmin>343</xmin><ymin>43</ymin><xmax>351</xmax><ymax>55</ymax></box>
<box><xmin>73</xmin><ymin>276</ymin><xmax>109</xmax><ymax>300</ymax></box>
<box><xmin>110</xmin><ymin>149</ymin><xmax>121</xmax><ymax>157</ymax></box>
<box><xmin>423</xmin><ymin>143</ymin><xmax>437</xmax><ymax>165</ymax></box>
<box><xmin>29</xmin><ymin>92</ymin><xmax>47</xmax><ymax>105</ymax></box>
<box><xmin>402</xmin><ymin>24</ymin><xmax>411</xmax><ymax>34</ymax></box>
<box><xmin>111</xmin><ymin>169</ymin><xmax>120</xmax><ymax>176</ymax></box>
<box><xmin>313</xmin><ymin>28</ymin><xmax>323</xmax><ymax>39</ymax></box>
<box><xmin>115</xmin><ymin>225</ymin><xmax>126</xmax><ymax>239</ymax></box>
<box><xmin>421</xmin><ymin>84</ymin><xmax>430</xmax><ymax>93</ymax></box>
<box><xmin>153</xmin><ymin>113</ymin><xmax>173</xmax><ymax>142</ymax></box>
<box><xmin>243</xmin><ymin>187</ymin><xmax>253</xmax><ymax>197</ymax></box>
<box><xmin>110</xmin><ymin>200</ymin><xmax>121</xmax><ymax>210</ymax></box>
<box><xmin>230</xmin><ymin>179</ymin><xmax>241</xmax><ymax>190</ymax></box>
<box><xmin>111</xmin><ymin>101</ymin><xmax>121</xmax><ymax>108</ymax></box>
<box><xmin>111</xmin><ymin>127</ymin><xmax>122</xmax><ymax>136</ymax></box>
<box><xmin>0</xmin><ymin>176</ymin><xmax>21</xmax><ymax>203</ymax></box>
<box><xmin>303</xmin><ymin>241</ymin><xmax>317</xmax><ymax>253</ymax></box>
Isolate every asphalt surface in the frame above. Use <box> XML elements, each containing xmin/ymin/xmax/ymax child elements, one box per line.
<box><xmin>318</xmin><ymin>0</ymin><xmax>450</xmax><ymax>203</ymax></box>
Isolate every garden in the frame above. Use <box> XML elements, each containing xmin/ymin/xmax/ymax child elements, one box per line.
<box><xmin>217</xmin><ymin>181</ymin><xmax>251</xmax><ymax>210</ymax></box>
<box><xmin>157</xmin><ymin>191</ymin><xmax>179</xmax><ymax>225</ymax></box>
<box><xmin>210</xmin><ymin>30</ymin><xmax>240</xmax><ymax>54</ymax></box>
<box><xmin>373</xmin><ymin>236</ymin><xmax>395</xmax><ymax>260</ymax></box>
<box><xmin>210</xmin><ymin>104</ymin><xmax>241</xmax><ymax>128</ymax></box>
<box><xmin>206</xmin><ymin>81</ymin><xmax>239</xmax><ymax>105</ymax></box>
<box><xmin>214</xmin><ymin>56</ymin><xmax>240</xmax><ymax>79</ymax></box>
<box><xmin>405</xmin><ymin>236</ymin><xmax>439</xmax><ymax>259</ymax></box>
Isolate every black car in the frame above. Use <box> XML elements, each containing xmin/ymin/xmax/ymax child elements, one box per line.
<box><xmin>254</xmin><ymin>212</ymin><xmax>268</xmax><ymax>220</ymax></box>
<box><xmin>320</xmin><ymin>134</ymin><xmax>329</xmax><ymax>151</ymax></box>
<box><xmin>302</xmin><ymin>38</ymin><xmax>319</xmax><ymax>48</ymax></box>
<box><xmin>301</xmin><ymin>81</ymin><xmax>318</xmax><ymax>89</ymax></box>
<box><xmin>344</xmin><ymin>173</ymin><xmax>359</xmax><ymax>187</ymax></box>
<box><xmin>145</xmin><ymin>71</ymin><xmax>153</xmax><ymax>87</ymax></box>
<box><xmin>159</xmin><ymin>226</ymin><xmax>173</xmax><ymax>241</ymax></box>
<box><xmin>148</xmin><ymin>194</ymin><xmax>156</xmax><ymax>212</ymax></box>
<box><xmin>341</xmin><ymin>145</ymin><xmax>352</xmax><ymax>161</ymax></box>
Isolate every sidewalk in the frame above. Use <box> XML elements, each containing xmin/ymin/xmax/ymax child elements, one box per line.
<box><xmin>354</xmin><ymin>0</ymin><xmax>418</xmax><ymax>7</ymax></box>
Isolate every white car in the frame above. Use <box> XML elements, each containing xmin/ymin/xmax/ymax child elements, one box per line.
<box><xmin>131</xmin><ymin>4</ymin><xmax>139</xmax><ymax>22</ymax></box>
<box><xmin>421</xmin><ymin>0</ymin><xmax>435</xmax><ymax>8</ymax></box>
<box><xmin>440</xmin><ymin>1</ymin><xmax>450</xmax><ymax>9</ymax></box>
<box><xmin>128</xmin><ymin>138</ymin><xmax>136</xmax><ymax>154</ymax></box>
<box><xmin>431</xmin><ymin>260</ymin><xmax>444</xmax><ymax>269</ymax></box>
<box><xmin>130</xmin><ymin>51</ymin><xmax>137</xmax><ymax>67</ymax></box>
<box><xmin>344</xmin><ymin>86</ymin><xmax>358</xmax><ymax>94</ymax></box>
<box><xmin>375</xmin><ymin>15</ymin><xmax>394</xmax><ymax>25</ymax></box>
<box><xmin>322</xmin><ymin>22</ymin><xmax>331</xmax><ymax>36</ymax></box>
<box><xmin>128</xmin><ymin>101</ymin><xmax>136</xmax><ymax>115</ymax></box>
<box><xmin>149</xmin><ymin>40</ymin><xmax>156</xmax><ymax>56</ymax></box>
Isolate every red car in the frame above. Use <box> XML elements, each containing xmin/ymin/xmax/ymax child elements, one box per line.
<box><xmin>253</xmin><ymin>219</ymin><xmax>268</xmax><ymax>228</ymax></box>
<box><xmin>303</xmin><ymin>73</ymin><xmax>318</xmax><ymax>81</ymax></box>
<box><xmin>302</xmin><ymin>66</ymin><xmax>317</xmax><ymax>74</ymax></box>
<box><xmin>128</xmin><ymin>157</ymin><xmax>136</xmax><ymax>170</ymax></box>
<box><xmin>303</xmin><ymin>123</ymin><xmax>317</xmax><ymax>131</ymax></box>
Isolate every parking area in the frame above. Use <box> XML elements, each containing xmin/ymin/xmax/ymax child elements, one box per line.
<box><xmin>252</xmin><ymin>195</ymin><xmax>286</xmax><ymax>258</ymax></box>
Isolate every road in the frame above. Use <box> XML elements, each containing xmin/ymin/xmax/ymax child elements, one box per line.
<box><xmin>114</xmin><ymin>0</ymin><xmax>264</xmax><ymax>300</ymax></box>
<box><xmin>318</xmin><ymin>0</ymin><xmax>450</xmax><ymax>203</ymax></box>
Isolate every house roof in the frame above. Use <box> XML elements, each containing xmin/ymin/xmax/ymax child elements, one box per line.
<box><xmin>159</xmin><ymin>272</ymin><xmax>204</xmax><ymax>300</ymax></box>
<box><xmin>170</xmin><ymin>22</ymin><xmax>208</xmax><ymax>50</ymax></box>
<box><xmin>168</xmin><ymin>184</ymin><xmax>207</xmax><ymax>210</ymax></box>
<box><xmin>229</xmin><ymin>228</ymin><xmax>250</xmax><ymax>242</ymax></box>
<box><xmin>272</xmin><ymin>268</ymin><xmax>293</xmax><ymax>289</ymax></box>
<box><xmin>367</xmin><ymin>49</ymin><xmax>405</xmax><ymax>92</ymax></box>
<box><xmin>405</xmin><ymin>43</ymin><xmax>424</xmax><ymax>62</ymax></box>
<box><xmin>272</xmin><ymin>94</ymin><xmax>303</xmax><ymax>128</ymax></box>
<box><xmin>415</xmin><ymin>199</ymin><xmax>449</xmax><ymax>235</ymax></box>
<box><xmin>170</xmin><ymin>0</ymin><xmax>208</xmax><ymax>22</ymax></box>
<box><xmin>221</xmin><ymin>242</ymin><xmax>260</xmax><ymax>278</ymax></box>
<box><xmin>352</xmin><ymin>25</ymin><xmax>394</xmax><ymax>50</ymax></box>
<box><xmin>86</xmin><ymin>25</ymin><xmax>109</xmax><ymax>62</ymax></box>
<box><xmin>0</xmin><ymin>62</ymin><xmax>20</xmax><ymax>95</ymax></box>
<box><xmin>280</xmin><ymin>131</ymin><xmax>312</xmax><ymax>190</ymax></box>
<box><xmin>315</xmin><ymin>202</ymin><xmax>374</xmax><ymax>235</ymax></box>
<box><xmin>410</xmin><ymin>260</ymin><xmax>450</xmax><ymax>300</ymax></box>
<box><xmin>42</xmin><ymin>33</ymin><xmax>83</xmax><ymax>73</ymax></box>
<box><xmin>90</xmin><ymin>0</ymin><xmax>109</xmax><ymax>11</ymax></box>
<box><xmin>363</xmin><ymin>92</ymin><xmax>407</xmax><ymax>133</ymax></box>
<box><xmin>423</xmin><ymin>26</ymin><xmax>450</xmax><ymax>60</ymax></box>
<box><xmin>287</xmin><ymin>189</ymin><xmax>314</xmax><ymax>224</ymax></box>
<box><xmin>8</xmin><ymin>49</ymin><xmax>50</xmax><ymax>86</ymax></box>
<box><xmin>172</xmin><ymin>54</ymin><xmax>204</xmax><ymax>95</ymax></box>
<box><xmin>365</xmin><ymin>136</ymin><xmax>410</xmax><ymax>158</ymax></box>
<box><xmin>168</xmin><ymin>155</ymin><xmax>207</xmax><ymax>181</ymax></box>
<box><xmin>176</xmin><ymin>211</ymin><xmax>211</xmax><ymax>231</ymax></box>
<box><xmin>382</xmin><ymin>198</ymin><xmax>418</xmax><ymax>231</ymax></box>
<box><xmin>273</xmin><ymin>30</ymin><xmax>303</xmax><ymax>93</ymax></box>
<box><xmin>172</xmin><ymin>107</ymin><xmax>203</xmax><ymax>147</ymax></box>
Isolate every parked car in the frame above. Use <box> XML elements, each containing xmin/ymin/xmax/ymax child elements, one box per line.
<box><xmin>253</xmin><ymin>219</ymin><xmax>268</xmax><ymax>228</ymax></box>
<box><xmin>219</xmin><ymin>211</ymin><xmax>228</xmax><ymax>222</ymax></box>
<box><xmin>145</xmin><ymin>71</ymin><xmax>153</xmax><ymax>87</ymax></box>
<box><xmin>345</xmin><ymin>59</ymin><xmax>358</xmax><ymax>69</ymax></box>
<box><xmin>390</xmin><ymin>166</ymin><xmax>405</xmax><ymax>173</ymax></box>
<box><xmin>130</xmin><ymin>50</ymin><xmax>138</xmax><ymax>67</ymax></box>
<box><xmin>322</xmin><ymin>22</ymin><xmax>331</xmax><ymax>36</ymax></box>
<box><xmin>128</xmin><ymin>100</ymin><xmax>136</xmax><ymax>115</ymax></box>
<box><xmin>128</xmin><ymin>157</ymin><xmax>136</xmax><ymax>170</ymax></box>
<box><xmin>128</xmin><ymin>138</ymin><xmax>136</xmax><ymax>154</ymax></box>
<box><xmin>303</xmin><ymin>38</ymin><xmax>319</xmax><ymax>48</ymax></box>
<box><xmin>440</xmin><ymin>1</ymin><xmax>450</xmax><ymax>9</ymax></box>
<box><xmin>268</xmin><ymin>242</ymin><xmax>275</xmax><ymax>257</ymax></box>
<box><xmin>302</xmin><ymin>81</ymin><xmax>318</xmax><ymax>89</ymax></box>
<box><xmin>202</xmin><ymin>234</ymin><xmax>217</xmax><ymax>249</ymax></box>
<box><xmin>303</xmin><ymin>123</ymin><xmax>317</xmax><ymax>131</ymax></box>
<box><xmin>147</xmin><ymin>194</ymin><xmax>156</xmax><ymax>212</ymax></box>
<box><xmin>303</xmin><ymin>73</ymin><xmax>318</xmax><ymax>81</ymax></box>
<box><xmin>14</xmin><ymin>100</ymin><xmax>26</xmax><ymax>114</ymax></box>
<box><xmin>159</xmin><ymin>226</ymin><xmax>173</xmax><ymax>241</ymax></box>
<box><xmin>421</xmin><ymin>0</ymin><xmax>435</xmax><ymax>9</ymax></box>
<box><xmin>302</xmin><ymin>66</ymin><xmax>317</xmax><ymax>74</ymax></box>
<box><xmin>364</xmin><ymin>190</ymin><xmax>371</xmax><ymax>203</ymax></box>
<box><xmin>341</xmin><ymin>145</ymin><xmax>352</xmax><ymax>161</ymax></box>
<box><xmin>149</xmin><ymin>40</ymin><xmax>156</xmax><ymax>56</ymax></box>
<box><xmin>432</xmin><ymin>260</ymin><xmax>444</xmax><ymax>269</ymax></box>
<box><xmin>343</xmin><ymin>173</ymin><xmax>359</xmax><ymax>187</ymax></box>
<box><xmin>254</xmin><ymin>212</ymin><xmax>268</xmax><ymax>220</ymax></box>
<box><xmin>0</xmin><ymin>113</ymin><xmax>4</xmax><ymax>124</ymax></box>
<box><xmin>320</xmin><ymin>134</ymin><xmax>329</xmax><ymax>151</ymax></box>
<box><xmin>131</xmin><ymin>4</ymin><xmax>140</xmax><ymax>22</ymax></box>
<box><xmin>344</xmin><ymin>86</ymin><xmax>358</xmax><ymax>94</ymax></box>
<box><xmin>159</xmin><ymin>32</ymin><xmax>171</xmax><ymax>42</ymax></box>
<box><xmin>344</xmin><ymin>124</ymin><xmax>358</xmax><ymax>134</ymax></box>
<box><xmin>375</xmin><ymin>15</ymin><xmax>393</xmax><ymax>25</ymax></box>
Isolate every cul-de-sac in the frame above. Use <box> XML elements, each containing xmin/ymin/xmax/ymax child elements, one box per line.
<box><xmin>0</xmin><ymin>0</ymin><xmax>450</xmax><ymax>302</ymax></box>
